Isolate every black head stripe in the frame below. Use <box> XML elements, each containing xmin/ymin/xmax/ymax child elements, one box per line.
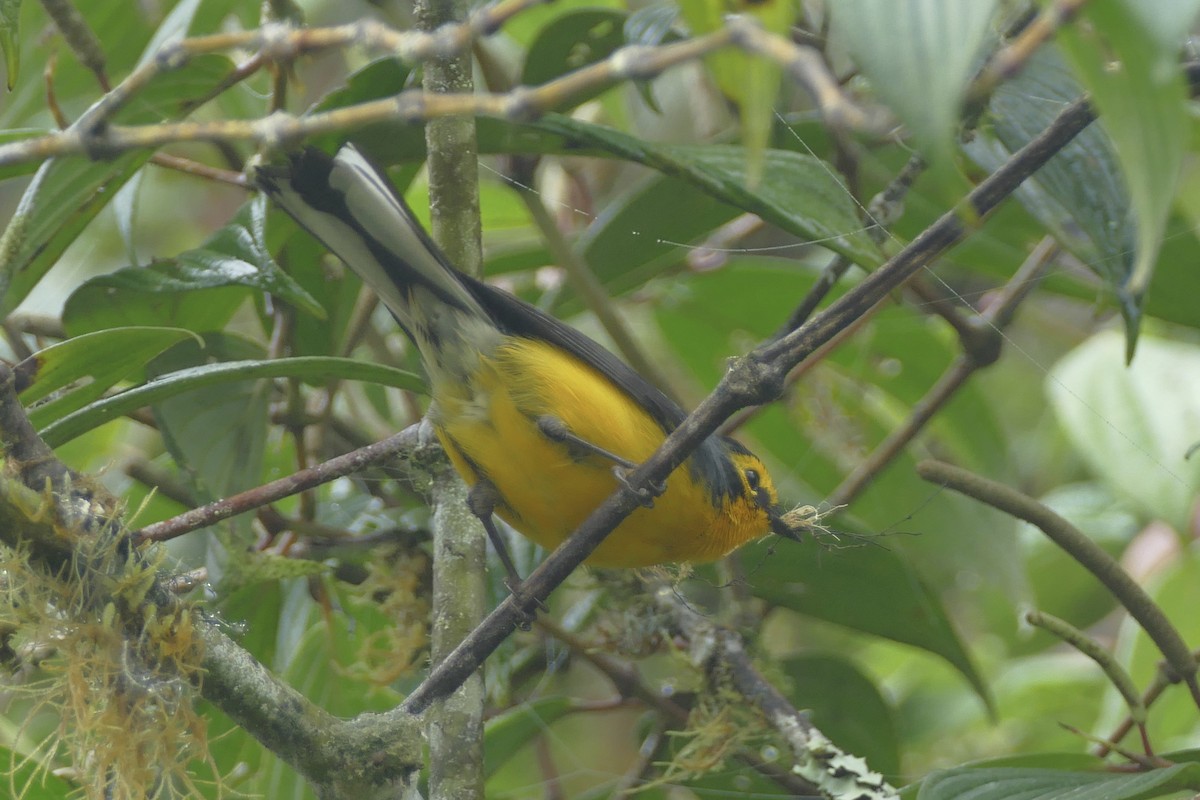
<box><xmin>688</xmin><ymin>436</ymin><xmax>750</xmax><ymax>505</ymax></box>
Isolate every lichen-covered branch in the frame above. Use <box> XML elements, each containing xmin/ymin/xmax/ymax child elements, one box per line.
<box><xmin>0</xmin><ymin>363</ymin><xmax>423</xmax><ymax>799</ymax></box>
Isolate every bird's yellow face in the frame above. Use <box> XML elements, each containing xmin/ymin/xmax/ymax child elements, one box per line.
<box><xmin>725</xmin><ymin>451</ymin><xmax>795</xmax><ymax>547</ymax></box>
<box><xmin>730</xmin><ymin>451</ymin><xmax>778</xmax><ymax>513</ymax></box>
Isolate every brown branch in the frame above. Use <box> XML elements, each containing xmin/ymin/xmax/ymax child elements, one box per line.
<box><xmin>133</xmin><ymin>425</ymin><xmax>421</xmax><ymax>543</ymax></box>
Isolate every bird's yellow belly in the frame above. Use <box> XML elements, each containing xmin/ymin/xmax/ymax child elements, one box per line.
<box><xmin>431</xmin><ymin>338</ymin><xmax>740</xmax><ymax>567</ymax></box>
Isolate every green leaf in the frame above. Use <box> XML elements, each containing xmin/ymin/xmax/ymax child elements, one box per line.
<box><xmin>62</xmin><ymin>196</ymin><xmax>322</xmax><ymax>336</ymax></box>
<box><xmin>522</xmin><ymin>9</ymin><xmax>628</xmax><ymax>90</ymax></box>
<box><xmin>39</xmin><ymin>354</ymin><xmax>423</xmax><ymax>447</ymax></box>
<box><xmin>17</xmin><ymin>326</ymin><xmax>199</xmax><ymax>431</ymax></box>
<box><xmin>1047</xmin><ymin>330</ymin><xmax>1200</xmax><ymax>533</ymax></box>
<box><xmin>177</xmin><ymin>195</ymin><xmax>324</xmax><ymax>317</ymax></box>
<box><xmin>63</xmin><ymin>266</ymin><xmax>248</xmax><ymax>336</ymax></box>
<box><xmin>678</xmin><ymin>0</ymin><xmax>790</xmax><ymax>187</ymax></box>
<box><xmin>1</xmin><ymin>151</ymin><xmax>147</xmax><ymax>313</ymax></box>
<box><xmin>0</xmin><ymin>53</ymin><xmax>234</xmax><ymax>315</ymax></box>
<box><xmin>548</xmin><ymin>118</ymin><xmax>882</xmax><ymax>264</ymax></box>
<box><xmin>570</xmin><ymin>138</ymin><xmax>880</xmax><ymax>302</ymax></box>
<box><xmin>0</xmin><ymin>0</ymin><xmax>234</xmax><ymax>315</ymax></box>
<box><xmin>483</xmin><ymin>697</ymin><xmax>575</xmax><ymax>780</ymax></box>
<box><xmin>0</xmin><ymin>746</ymin><xmax>76</xmax><ymax>800</ymax></box>
<box><xmin>148</xmin><ymin>335</ymin><xmax>269</xmax><ymax>505</ymax></box>
<box><xmin>745</xmin><ymin>536</ymin><xmax>990</xmax><ymax>708</ymax></box>
<box><xmin>914</xmin><ymin>764</ymin><xmax>1200</xmax><ymax>800</ymax></box>
<box><xmin>0</xmin><ymin>0</ymin><xmax>20</xmax><ymax>90</ymax></box>
<box><xmin>967</xmin><ymin>47</ymin><xmax>1135</xmax><ymax>317</ymax></box>
<box><xmin>781</xmin><ymin>654</ymin><xmax>901</xmax><ymax>777</ymax></box>
<box><xmin>1058</xmin><ymin>2</ymin><xmax>1197</xmax><ymax>354</ymax></box>
<box><xmin>306</xmin><ymin>57</ymin><xmax>422</xmax><ymax>161</ymax></box>
<box><xmin>831</xmin><ymin>0</ymin><xmax>997</xmax><ymax>193</ymax></box>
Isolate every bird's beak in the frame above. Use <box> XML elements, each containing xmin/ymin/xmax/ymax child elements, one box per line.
<box><xmin>767</xmin><ymin>505</ymin><xmax>804</xmax><ymax>542</ymax></box>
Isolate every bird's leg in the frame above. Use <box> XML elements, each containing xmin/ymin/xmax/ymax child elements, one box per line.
<box><xmin>536</xmin><ymin>415</ymin><xmax>636</xmax><ymax>468</ymax></box>
<box><xmin>466</xmin><ymin>479</ymin><xmax>544</xmax><ymax>625</ymax></box>
<box><xmin>536</xmin><ymin>415</ymin><xmax>665</xmax><ymax>507</ymax></box>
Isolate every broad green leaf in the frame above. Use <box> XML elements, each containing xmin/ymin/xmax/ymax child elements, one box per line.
<box><xmin>0</xmin><ymin>0</ymin><xmax>20</xmax><ymax>90</ymax></box>
<box><xmin>522</xmin><ymin>9</ymin><xmax>628</xmax><ymax>90</ymax></box>
<box><xmin>572</xmin><ymin>141</ymin><xmax>879</xmax><ymax>302</ymax></box>
<box><xmin>914</xmin><ymin>764</ymin><xmax>1200</xmax><ymax>800</ymax></box>
<box><xmin>745</xmin><ymin>536</ymin><xmax>989</xmax><ymax>707</ymax></box>
<box><xmin>17</xmin><ymin>326</ymin><xmax>199</xmax><ymax>430</ymax></box>
<box><xmin>899</xmin><ymin>755</ymin><xmax>1116</xmax><ymax>799</ymax></box>
<box><xmin>966</xmin><ymin>47</ymin><xmax>1135</xmax><ymax>317</ymax></box>
<box><xmin>551</xmin><ymin>119</ymin><xmax>882</xmax><ymax>264</ymax></box>
<box><xmin>1058</xmin><ymin>3</ymin><xmax>1197</xmax><ymax>354</ymax></box>
<box><xmin>149</xmin><ymin>335</ymin><xmax>269</xmax><ymax>505</ymax></box>
<box><xmin>0</xmin><ymin>53</ymin><xmax>234</xmax><ymax>315</ymax></box>
<box><xmin>63</xmin><ymin>269</ymin><xmax>250</xmax><ymax>336</ymax></box>
<box><xmin>484</xmin><ymin>697</ymin><xmax>575</xmax><ymax>780</ymax></box>
<box><xmin>831</xmin><ymin>0</ymin><xmax>997</xmax><ymax>192</ymax></box>
<box><xmin>63</xmin><ymin>197</ymin><xmax>321</xmax><ymax>335</ymax></box>
<box><xmin>1047</xmin><ymin>330</ymin><xmax>1200</xmax><ymax>532</ymax></box>
<box><xmin>39</xmin><ymin>354</ymin><xmax>423</xmax><ymax>447</ymax></box>
<box><xmin>177</xmin><ymin>195</ymin><xmax>323</xmax><ymax>317</ymax></box>
<box><xmin>306</xmin><ymin>57</ymin><xmax>422</xmax><ymax>161</ymax></box>
<box><xmin>678</xmin><ymin>0</ymin><xmax>790</xmax><ymax>187</ymax></box>
<box><xmin>781</xmin><ymin>654</ymin><xmax>901</xmax><ymax>777</ymax></box>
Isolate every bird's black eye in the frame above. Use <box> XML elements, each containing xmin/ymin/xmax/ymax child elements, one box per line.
<box><xmin>744</xmin><ymin>468</ymin><xmax>760</xmax><ymax>491</ymax></box>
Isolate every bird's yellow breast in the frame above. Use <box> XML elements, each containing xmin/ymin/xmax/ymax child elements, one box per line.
<box><xmin>430</xmin><ymin>337</ymin><xmax>765</xmax><ymax>567</ymax></box>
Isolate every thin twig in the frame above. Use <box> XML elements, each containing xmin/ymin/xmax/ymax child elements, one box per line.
<box><xmin>1026</xmin><ymin>610</ymin><xmax>1153</xmax><ymax>758</ymax></box>
<box><xmin>0</xmin><ymin>24</ymin><xmax>731</xmax><ymax>168</ymax></box>
<box><xmin>133</xmin><ymin>425</ymin><xmax>421</xmax><ymax>543</ymax></box>
<box><xmin>970</xmin><ymin>0</ymin><xmax>1094</xmax><ymax>103</ymax></box>
<box><xmin>829</xmin><ymin>237</ymin><xmax>1057</xmax><ymax>506</ymax></box>
<box><xmin>917</xmin><ymin>460</ymin><xmax>1199</xmax><ymax>706</ymax></box>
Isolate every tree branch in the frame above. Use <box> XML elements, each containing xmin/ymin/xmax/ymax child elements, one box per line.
<box><xmin>0</xmin><ymin>363</ymin><xmax>424</xmax><ymax>798</ymax></box>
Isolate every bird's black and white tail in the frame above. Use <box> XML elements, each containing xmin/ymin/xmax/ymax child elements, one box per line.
<box><xmin>255</xmin><ymin>145</ymin><xmax>489</xmax><ymax>343</ymax></box>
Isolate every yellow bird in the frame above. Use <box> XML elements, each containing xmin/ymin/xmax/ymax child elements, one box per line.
<box><xmin>257</xmin><ymin>145</ymin><xmax>795</xmax><ymax>571</ymax></box>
